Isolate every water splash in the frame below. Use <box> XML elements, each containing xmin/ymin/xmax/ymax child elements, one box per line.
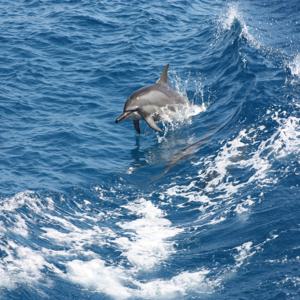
<box><xmin>288</xmin><ymin>53</ymin><xmax>300</xmax><ymax>77</ymax></box>
<box><xmin>156</xmin><ymin>71</ymin><xmax>208</xmax><ymax>142</ymax></box>
<box><xmin>219</xmin><ymin>3</ymin><xmax>261</xmax><ymax>49</ymax></box>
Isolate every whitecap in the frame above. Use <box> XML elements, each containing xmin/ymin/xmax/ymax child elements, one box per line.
<box><xmin>65</xmin><ymin>258</ymin><xmax>131</xmax><ymax>300</ymax></box>
<box><xmin>271</xmin><ymin>114</ymin><xmax>300</xmax><ymax>158</ymax></box>
<box><xmin>0</xmin><ymin>241</ymin><xmax>51</xmax><ymax>289</ymax></box>
<box><xmin>136</xmin><ymin>269</ymin><xmax>219</xmax><ymax>299</ymax></box>
<box><xmin>11</xmin><ymin>215</ymin><xmax>28</xmax><ymax>237</ymax></box>
<box><xmin>0</xmin><ymin>191</ymin><xmax>54</xmax><ymax>213</ymax></box>
<box><xmin>233</xmin><ymin>241</ymin><xmax>255</xmax><ymax>268</ymax></box>
<box><xmin>160</xmin><ymin>111</ymin><xmax>299</xmax><ymax>229</ymax></box>
<box><xmin>219</xmin><ymin>3</ymin><xmax>261</xmax><ymax>49</ymax></box>
<box><xmin>115</xmin><ymin>198</ymin><xmax>182</xmax><ymax>271</ymax></box>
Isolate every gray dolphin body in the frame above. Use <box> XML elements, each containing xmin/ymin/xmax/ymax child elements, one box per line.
<box><xmin>115</xmin><ymin>64</ymin><xmax>187</xmax><ymax>133</ymax></box>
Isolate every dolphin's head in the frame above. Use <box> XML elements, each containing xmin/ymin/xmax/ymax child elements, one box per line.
<box><xmin>115</xmin><ymin>110</ymin><xmax>132</xmax><ymax>123</ymax></box>
<box><xmin>115</xmin><ymin>96</ymin><xmax>140</xmax><ymax>123</ymax></box>
<box><xmin>115</xmin><ymin>89</ymin><xmax>142</xmax><ymax>123</ymax></box>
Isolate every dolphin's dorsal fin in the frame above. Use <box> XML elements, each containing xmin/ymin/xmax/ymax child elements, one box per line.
<box><xmin>157</xmin><ymin>64</ymin><xmax>169</xmax><ymax>85</ymax></box>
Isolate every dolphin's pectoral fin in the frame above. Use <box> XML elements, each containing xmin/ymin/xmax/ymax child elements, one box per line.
<box><xmin>138</xmin><ymin>108</ymin><xmax>162</xmax><ymax>132</ymax></box>
<box><xmin>144</xmin><ymin>115</ymin><xmax>162</xmax><ymax>132</ymax></box>
<box><xmin>133</xmin><ymin>120</ymin><xmax>141</xmax><ymax>134</ymax></box>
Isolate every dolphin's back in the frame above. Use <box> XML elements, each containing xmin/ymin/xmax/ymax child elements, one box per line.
<box><xmin>126</xmin><ymin>83</ymin><xmax>186</xmax><ymax>110</ymax></box>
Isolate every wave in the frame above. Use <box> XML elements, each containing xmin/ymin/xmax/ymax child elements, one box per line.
<box><xmin>162</xmin><ymin>109</ymin><xmax>300</xmax><ymax>226</ymax></box>
<box><xmin>0</xmin><ymin>186</ymin><xmax>281</xmax><ymax>299</ymax></box>
<box><xmin>218</xmin><ymin>3</ymin><xmax>261</xmax><ymax>49</ymax></box>
<box><xmin>63</xmin><ymin>231</ymin><xmax>279</xmax><ymax>299</ymax></box>
<box><xmin>2</xmin><ymin>101</ymin><xmax>297</xmax><ymax>299</ymax></box>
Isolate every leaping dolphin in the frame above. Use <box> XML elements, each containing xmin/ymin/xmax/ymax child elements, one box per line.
<box><xmin>115</xmin><ymin>64</ymin><xmax>187</xmax><ymax>133</ymax></box>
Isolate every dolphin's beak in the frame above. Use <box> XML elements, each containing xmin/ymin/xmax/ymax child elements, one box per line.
<box><xmin>115</xmin><ymin>111</ymin><xmax>132</xmax><ymax>123</ymax></box>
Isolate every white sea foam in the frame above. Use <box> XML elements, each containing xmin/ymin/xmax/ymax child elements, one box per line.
<box><xmin>0</xmin><ymin>192</ymin><xmax>277</xmax><ymax>299</ymax></box>
<box><xmin>207</xmin><ymin>215</ymin><xmax>226</xmax><ymax>225</ymax></box>
<box><xmin>62</xmin><ymin>198</ymin><xmax>222</xmax><ymax>299</ymax></box>
<box><xmin>135</xmin><ymin>237</ymin><xmax>276</xmax><ymax>299</ymax></box>
<box><xmin>165</xmin><ymin>181</ymin><xmax>213</xmax><ymax>205</ymax></box>
<box><xmin>198</xmin><ymin>129</ymin><xmax>255</xmax><ymax>196</ymax></box>
<box><xmin>0</xmin><ymin>241</ymin><xmax>50</xmax><ymax>289</ymax></box>
<box><xmin>11</xmin><ymin>215</ymin><xmax>28</xmax><ymax>237</ymax></box>
<box><xmin>234</xmin><ymin>197</ymin><xmax>255</xmax><ymax>215</ymax></box>
<box><xmin>162</xmin><ymin>111</ymin><xmax>299</xmax><ymax>228</ymax></box>
<box><xmin>1</xmin><ymin>120</ymin><xmax>292</xmax><ymax>298</ymax></box>
<box><xmin>194</xmin><ymin>125</ymin><xmax>273</xmax><ymax>204</ymax></box>
<box><xmin>136</xmin><ymin>269</ymin><xmax>219</xmax><ymax>299</ymax></box>
<box><xmin>0</xmin><ymin>190</ymin><xmax>119</xmax><ymax>290</ymax></box>
<box><xmin>42</xmin><ymin>225</ymin><xmax>111</xmax><ymax>254</ymax></box>
<box><xmin>65</xmin><ymin>260</ymin><xmax>220</xmax><ymax>300</ymax></box>
<box><xmin>271</xmin><ymin>115</ymin><xmax>300</xmax><ymax>158</ymax></box>
<box><xmin>66</xmin><ymin>258</ymin><xmax>131</xmax><ymax>299</ymax></box>
<box><xmin>65</xmin><ymin>257</ymin><xmax>223</xmax><ymax>300</ymax></box>
<box><xmin>115</xmin><ymin>198</ymin><xmax>182</xmax><ymax>270</ymax></box>
<box><xmin>233</xmin><ymin>241</ymin><xmax>255</xmax><ymax>268</ymax></box>
<box><xmin>0</xmin><ymin>192</ymin><xmax>57</xmax><ymax>289</ymax></box>
<box><xmin>40</xmin><ymin>209</ymin><xmax>117</xmax><ymax>259</ymax></box>
<box><xmin>0</xmin><ymin>191</ymin><xmax>54</xmax><ymax>213</ymax></box>
<box><xmin>232</xmin><ymin>234</ymin><xmax>279</xmax><ymax>271</ymax></box>
<box><xmin>0</xmin><ymin>188</ymin><xmax>212</xmax><ymax>299</ymax></box>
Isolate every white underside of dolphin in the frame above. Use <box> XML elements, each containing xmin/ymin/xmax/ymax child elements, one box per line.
<box><xmin>115</xmin><ymin>64</ymin><xmax>187</xmax><ymax>133</ymax></box>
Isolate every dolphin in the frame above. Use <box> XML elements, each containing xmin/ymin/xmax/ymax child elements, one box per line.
<box><xmin>115</xmin><ymin>64</ymin><xmax>187</xmax><ymax>133</ymax></box>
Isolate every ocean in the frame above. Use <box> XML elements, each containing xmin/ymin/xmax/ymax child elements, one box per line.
<box><xmin>0</xmin><ymin>1</ymin><xmax>299</xmax><ymax>299</ymax></box>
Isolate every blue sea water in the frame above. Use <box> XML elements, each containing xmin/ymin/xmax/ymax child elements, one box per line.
<box><xmin>0</xmin><ymin>0</ymin><xmax>299</xmax><ymax>299</ymax></box>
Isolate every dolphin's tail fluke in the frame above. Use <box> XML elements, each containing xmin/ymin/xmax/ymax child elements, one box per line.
<box><xmin>115</xmin><ymin>111</ymin><xmax>132</xmax><ymax>123</ymax></box>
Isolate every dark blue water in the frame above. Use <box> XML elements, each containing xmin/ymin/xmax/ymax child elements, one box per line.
<box><xmin>0</xmin><ymin>1</ymin><xmax>299</xmax><ymax>299</ymax></box>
